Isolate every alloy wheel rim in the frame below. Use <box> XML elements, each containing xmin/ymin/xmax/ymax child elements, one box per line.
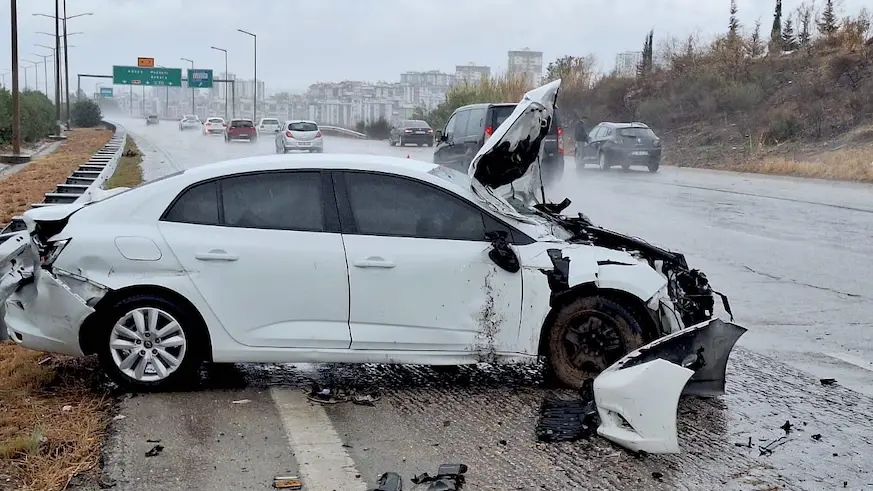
<box><xmin>563</xmin><ymin>311</ymin><xmax>624</xmax><ymax>373</ymax></box>
<box><xmin>109</xmin><ymin>307</ymin><xmax>187</xmax><ymax>382</ymax></box>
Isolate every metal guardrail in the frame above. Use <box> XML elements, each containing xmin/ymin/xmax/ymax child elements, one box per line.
<box><xmin>0</xmin><ymin>122</ymin><xmax>125</xmax><ymax>341</ymax></box>
<box><xmin>318</xmin><ymin>125</ymin><xmax>367</xmax><ymax>138</ymax></box>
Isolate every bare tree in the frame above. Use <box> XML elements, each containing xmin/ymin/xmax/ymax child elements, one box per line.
<box><xmin>748</xmin><ymin>18</ymin><xmax>765</xmax><ymax>57</ymax></box>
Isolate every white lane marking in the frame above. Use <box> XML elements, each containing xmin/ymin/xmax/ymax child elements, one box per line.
<box><xmin>270</xmin><ymin>388</ymin><xmax>368</xmax><ymax>491</ymax></box>
<box><xmin>824</xmin><ymin>352</ymin><xmax>873</xmax><ymax>372</ymax></box>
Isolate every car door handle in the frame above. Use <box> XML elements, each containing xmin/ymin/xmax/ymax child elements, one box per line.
<box><xmin>353</xmin><ymin>257</ymin><xmax>395</xmax><ymax>269</ymax></box>
<box><xmin>195</xmin><ymin>250</ymin><xmax>239</xmax><ymax>262</ymax></box>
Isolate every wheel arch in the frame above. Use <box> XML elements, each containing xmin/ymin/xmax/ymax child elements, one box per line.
<box><xmin>536</xmin><ymin>282</ymin><xmax>660</xmax><ymax>357</ymax></box>
<box><xmin>79</xmin><ymin>284</ymin><xmax>213</xmax><ymax>361</ymax></box>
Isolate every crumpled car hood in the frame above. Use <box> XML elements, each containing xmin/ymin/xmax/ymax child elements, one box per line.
<box><xmin>468</xmin><ymin>79</ymin><xmax>560</xmax><ymax>217</ymax></box>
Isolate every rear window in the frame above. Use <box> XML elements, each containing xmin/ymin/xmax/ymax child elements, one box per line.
<box><xmin>289</xmin><ymin>122</ymin><xmax>318</xmax><ymax>132</ymax></box>
<box><xmin>403</xmin><ymin>120</ymin><xmax>430</xmax><ymax>128</ymax></box>
<box><xmin>207</xmin><ymin>118</ymin><xmax>224</xmax><ymax>124</ymax></box>
<box><xmin>231</xmin><ymin>120</ymin><xmax>254</xmax><ymax>128</ymax></box>
<box><xmin>491</xmin><ymin>105</ymin><xmax>516</xmax><ymax>129</ymax></box>
<box><xmin>262</xmin><ymin>119</ymin><xmax>279</xmax><ymax>125</ymax></box>
<box><xmin>617</xmin><ymin>127</ymin><xmax>657</xmax><ymax>138</ymax></box>
<box><xmin>185</xmin><ymin>115</ymin><xmax>197</xmax><ymax>120</ymax></box>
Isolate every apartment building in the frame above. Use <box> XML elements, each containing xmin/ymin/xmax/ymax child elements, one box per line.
<box><xmin>507</xmin><ymin>48</ymin><xmax>543</xmax><ymax>86</ymax></box>
<box><xmin>455</xmin><ymin>63</ymin><xmax>491</xmax><ymax>85</ymax></box>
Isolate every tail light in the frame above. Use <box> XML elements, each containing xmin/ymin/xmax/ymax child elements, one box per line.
<box><xmin>285</xmin><ymin>130</ymin><xmax>293</xmax><ymax>138</ymax></box>
<box><xmin>39</xmin><ymin>238</ymin><xmax>70</xmax><ymax>267</ymax></box>
<box><xmin>404</xmin><ymin>129</ymin><xmax>413</xmax><ymax>134</ymax></box>
<box><xmin>316</xmin><ymin>131</ymin><xmax>323</xmax><ymax>138</ymax></box>
<box><xmin>427</xmin><ymin>129</ymin><xmax>433</xmax><ymax>134</ymax></box>
<box><xmin>653</xmin><ymin>138</ymin><xmax>662</xmax><ymax>147</ymax></box>
<box><xmin>484</xmin><ymin>126</ymin><xmax>493</xmax><ymax>137</ymax></box>
<box><xmin>557</xmin><ymin>127</ymin><xmax>563</xmax><ymax>137</ymax></box>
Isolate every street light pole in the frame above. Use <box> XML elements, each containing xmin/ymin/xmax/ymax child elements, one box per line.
<box><xmin>237</xmin><ymin>29</ymin><xmax>257</xmax><ymax>122</ymax></box>
<box><xmin>23</xmin><ymin>61</ymin><xmax>39</xmax><ymax>92</ymax></box>
<box><xmin>2</xmin><ymin>0</ymin><xmax>30</xmax><ymax>163</ymax></box>
<box><xmin>210</xmin><ymin>46</ymin><xmax>228</xmax><ymax>121</ymax></box>
<box><xmin>32</xmin><ymin>53</ymin><xmax>52</xmax><ymax>95</ymax></box>
<box><xmin>63</xmin><ymin>0</ymin><xmax>70</xmax><ymax>125</ymax></box>
<box><xmin>181</xmin><ymin>57</ymin><xmax>194</xmax><ymax>116</ymax></box>
<box><xmin>53</xmin><ymin>0</ymin><xmax>61</xmax><ymax>133</ymax></box>
<box><xmin>34</xmin><ymin>10</ymin><xmax>90</xmax><ymax>130</ymax></box>
<box><xmin>157</xmin><ymin>65</ymin><xmax>169</xmax><ymax>117</ymax></box>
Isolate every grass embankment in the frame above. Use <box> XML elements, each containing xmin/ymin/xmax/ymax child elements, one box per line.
<box><xmin>1</xmin><ymin>127</ymin><xmax>122</xmax><ymax>491</ymax></box>
<box><xmin>105</xmin><ymin>137</ymin><xmax>144</xmax><ymax>189</ymax></box>
<box><xmin>730</xmin><ymin>147</ymin><xmax>873</xmax><ymax>182</ymax></box>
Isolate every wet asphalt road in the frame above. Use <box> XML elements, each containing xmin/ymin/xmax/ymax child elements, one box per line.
<box><xmin>96</xmin><ymin>117</ymin><xmax>873</xmax><ymax>490</ymax></box>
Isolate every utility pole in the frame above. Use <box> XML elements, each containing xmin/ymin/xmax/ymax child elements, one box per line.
<box><xmin>32</xmin><ymin>52</ymin><xmax>52</xmax><ymax>95</ymax></box>
<box><xmin>54</xmin><ymin>0</ymin><xmax>61</xmax><ymax>134</ymax></box>
<box><xmin>62</xmin><ymin>0</ymin><xmax>71</xmax><ymax>127</ymax></box>
<box><xmin>181</xmin><ymin>57</ymin><xmax>194</xmax><ymax>116</ymax></box>
<box><xmin>1</xmin><ymin>0</ymin><xmax>31</xmax><ymax>164</ymax></box>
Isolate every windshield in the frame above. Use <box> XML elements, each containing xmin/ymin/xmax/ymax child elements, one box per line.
<box><xmin>231</xmin><ymin>120</ymin><xmax>254</xmax><ymax>128</ymax></box>
<box><xmin>184</xmin><ymin>115</ymin><xmax>197</xmax><ymax>120</ymax></box>
<box><xmin>289</xmin><ymin>122</ymin><xmax>318</xmax><ymax>131</ymax></box>
<box><xmin>404</xmin><ymin>120</ymin><xmax>430</xmax><ymax>128</ymax></box>
<box><xmin>491</xmin><ymin>105</ymin><xmax>516</xmax><ymax>128</ymax></box>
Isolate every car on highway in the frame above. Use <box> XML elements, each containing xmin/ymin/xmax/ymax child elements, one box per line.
<box><xmin>203</xmin><ymin>117</ymin><xmax>226</xmax><ymax>136</ymax></box>
<box><xmin>0</xmin><ymin>80</ymin><xmax>743</xmax><ymax>454</ymax></box>
<box><xmin>258</xmin><ymin>118</ymin><xmax>282</xmax><ymax>134</ymax></box>
<box><xmin>146</xmin><ymin>115</ymin><xmax>160</xmax><ymax>125</ymax></box>
<box><xmin>179</xmin><ymin>115</ymin><xmax>201</xmax><ymax>131</ymax></box>
<box><xmin>224</xmin><ymin>118</ymin><xmax>258</xmax><ymax>143</ymax></box>
<box><xmin>433</xmin><ymin>103</ymin><xmax>564</xmax><ymax>184</ymax></box>
<box><xmin>275</xmin><ymin>120</ymin><xmax>323</xmax><ymax>153</ymax></box>
<box><xmin>389</xmin><ymin>120</ymin><xmax>434</xmax><ymax>147</ymax></box>
<box><xmin>576</xmin><ymin>121</ymin><xmax>663</xmax><ymax>172</ymax></box>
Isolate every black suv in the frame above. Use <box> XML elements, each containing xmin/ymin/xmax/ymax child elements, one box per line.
<box><xmin>575</xmin><ymin>122</ymin><xmax>662</xmax><ymax>172</ymax></box>
<box><xmin>433</xmin><ymin>103</ymin><xmax>564</xmax><ymax>183</ymax></box>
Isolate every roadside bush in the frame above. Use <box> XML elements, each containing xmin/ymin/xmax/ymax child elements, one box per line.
<box><xmin>70</xmin><ymin>99</ymin><xmax>102</xmax><ymax>128</ymax></box>
<box><xmin>0</xmin><ymin>89</ymin><xmax>56</xmax><ymax>144</ymax></box>
<box><xmin>765</xmin><ymin>114</ymin><xmax>802</xmax><ymax>143</ymax></box>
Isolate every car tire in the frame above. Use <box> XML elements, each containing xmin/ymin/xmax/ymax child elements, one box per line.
<box><xmin>545</xmin><ymin>294</ymin><xmax>646</xmax><ymax>389</ymax></box>
<box><xmin>621</xmin><ymin>160</ymin><xmax>631</xmax><ymax>171</ymax></box>
<box><xmin>598</xmin><ymin>152</ymin><xmax>610</xmax><ymax>171</ymax></box>
<box><xmin>95</xmin><ymin>293</ymin><xmax>205</xmax><ymax>392</ymax></box>
<box><xmin>648</xmin><ymin>161</ymin><xmax>660</xmax><ymax>173</ymax></box>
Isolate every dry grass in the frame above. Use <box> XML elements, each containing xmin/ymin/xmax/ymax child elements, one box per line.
<box><xmin>105</xmin><ymin>137</ymin><xmax>144</xmax><ymax>189</ymax></box>
<box><xmin>0</xmin><ymin>128</ymin><xmax>113</xmax><ymax>225</ymax></box>
<box><xmin>724</xmin><ymin>146</ymin><xmax>873</xmax><ymax>182</ymax></box>
<box><xmin>0</xmin><ymin>343</ymin><xmax>111</xmax><ymax>491</ymax></box>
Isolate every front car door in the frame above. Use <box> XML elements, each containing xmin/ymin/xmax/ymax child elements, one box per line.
<box><xmin>433</xmin><ymin>112</ymin><xmax>457</xmax><ymax>166</ymax></box>
<box><xmin>462</xmin><ymin>107</ymin><xmax>488</xmax><ymax>166</ymax></box>
<box><xmin>157</xmin><ymin>170</ymin><xmax>351</xmax><ymax>350</ymax></box>
<box><xmin>334</xmin><ymin>170</ymin><xmax>524</xmax><ymax>357</ymax></box>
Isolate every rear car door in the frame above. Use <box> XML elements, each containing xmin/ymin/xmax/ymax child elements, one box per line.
<box><xmin>157</xmin><ymin>170</ymin><xmax>351</xmax><ymax>349</ymax></box>
<box><xmin>335</xmin><ymin>170</ymin><xmax>523</xmax><ymax>354</ymax></box>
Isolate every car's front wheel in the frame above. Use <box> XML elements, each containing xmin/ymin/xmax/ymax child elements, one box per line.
<box><xmin>599</xmin><ymin>152</ymin><xmax>610</xmax><ymax>171</ymax></box>
<box><xmin>96</xmin><ymin>294</ymin><xmax>204</xmax><ymax>391</ymax></box>
<box><xmin>545</xmin><ymin>294</ymin><xmax>646</xmax><ymax>389</ymax></box>
<box><xmin>648</xmin><ymin>160</ymin><xmax>660</xmax><ymax>173</ymax></box>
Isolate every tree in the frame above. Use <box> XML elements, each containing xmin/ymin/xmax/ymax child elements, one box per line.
<box><xmin>70</xmin><ymin>98</ymin><xmax>102</xmax><ymax>127</ymax></box>
<box><xmin>748</xmin><ymin>19</ymin><xmax>765</xmax><ymax>57</ymax></box>
<box><xmin>729</xmin><ymin>0</ymin><xmax>741</xmax><ymax>40</ymax></box>
<box><xmin>782</xmin><ymin>18</ymin><xmax>799</xmax><ymax>50</ymax></box>
<box><xmin>770</xmin><ymin>0</ymin><xmax>783</xmax><ymax>52</ymax></box>
<box><xmin>637</xmin><ymin>30</ymin><xmax>655</xmax><ymax>77</ymax></box>
<box><xmin>545</xmin><ymin>55</ymin><xmax>596</xmax><ymax>87</ymax></box>
<box><xmin>798</xmin><ymin>4</ymin><xmax>814</xmax><ymax>46</ymax></box>
<box><xmin>818</xmin><ymin>0</ymin><xmax>838</xmax><ymax>36</ymax></box>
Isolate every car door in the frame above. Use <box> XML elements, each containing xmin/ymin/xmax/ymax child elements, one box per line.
<box><xmin>334</xmin><ymin>170</ymin><xmax>524</xmax><ymax>355</ymax></box>
<box><xmin>462</xmin><ymin>107</ymin><xmax>488</xmax><ymax>165</ymax></box>
<box><xmin>433</xmin><ymin>112</ymin><xmax>457</xmax><ymax>166</ymax></box>
<box><xmin>157</xmin><ymin>170</ymin><xmax>351</xmax><ymax>350</ymax></box>
<box><xmin>585</xmin><ymin>126</ymin><xmax>604</xmax><ymax>160</ymax></box>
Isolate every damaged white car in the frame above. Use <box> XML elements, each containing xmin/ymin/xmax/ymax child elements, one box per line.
<box><xmin>0</xmin><ymin>79</ymin><xmax>744</xmax><ymax>452</ymax></box>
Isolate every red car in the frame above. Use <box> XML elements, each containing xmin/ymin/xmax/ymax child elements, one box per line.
<box><xmin>224</xmin><ymin>119</ymin><xmax>258</xmax><ymax>143</ymax></box>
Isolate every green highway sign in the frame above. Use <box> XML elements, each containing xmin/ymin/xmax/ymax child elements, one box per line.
<box><xmin>112</xmin><ymin>65</ymin><xmax>182</xmax><ymax>87</ymax></box>
<box><xmin>187</xmin><ymin>69</ymin><xmax>213</xmax><ymax>88</ymax></box>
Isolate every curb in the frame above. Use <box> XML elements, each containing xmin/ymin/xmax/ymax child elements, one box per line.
<box><xmin>0</xmin><ymin>121</ymin><xmax>124</xmax><ymax>341</ymax></box>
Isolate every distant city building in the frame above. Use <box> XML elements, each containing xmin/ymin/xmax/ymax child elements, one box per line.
<box><xmin>455</xmin><ymin>63</ymin><xmax>491</xmax><ymax>85</ymax></box>
<box><xmin>507</xmin><ymin>48</ymin><xmax>543</xmax><ymax>86</ymax></box>
<box><xmin>615</xmin><ymin>51</ymin><xmax>642</xmax><ymax>78</ymax></box>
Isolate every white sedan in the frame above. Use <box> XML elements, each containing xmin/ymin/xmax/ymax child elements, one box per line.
<box><xmin>0</xmin><ymin>80</ymin><xmax>743</xmax><ymax>454</ymax></box>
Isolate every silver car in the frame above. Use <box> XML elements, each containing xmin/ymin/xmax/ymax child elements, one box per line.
<box><xmin>179</xmin><ymin>115</ymin><xmax>201</xmax><ymax>131</ymax></box>
<box><xmin>275</xmin><ymin>120</ymin><xmax>323</xmax><ymax>153</ymax></box>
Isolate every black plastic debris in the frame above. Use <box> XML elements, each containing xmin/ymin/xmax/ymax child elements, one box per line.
<box><xmin>370</xmin><ymin>472</ymin><xmax>403</xmax><ymax>491</ymax></box>
<box><xmin>812</xmin><ymin>434</ymin><xmax>822</xmax><ymax>441</ymax></box>
<box><xmin>780</xmin><ymin>420</ymin><xmax>793</xmax><ymax>434</ymax></box>
<box><xmin>144</xmin><ymin>444</ymin><xmax>164</xmax><ymax>457</ymax></box>
<box><xmin>652</xmin><ymin>471</ymin><xmax>664</xmax><ymax>480</ymax></box>
<box><xmin>411</xmin><ymin>464</ymin><xmax>468</xmax><ymax>490</ymax></box>
<box><xmin>307</xmin><ymin>383</ymin><xmax>382</xmax><ymax>406</ymax></box>
<box><xmin>820</xmin><ymin>378</ymin><xmax>838</xmax><ymax>386</ymax></box>
<box><xmin>535</xmin><ymin>379</ymin><xmax>599</xmax><ymax>443</ymax></box>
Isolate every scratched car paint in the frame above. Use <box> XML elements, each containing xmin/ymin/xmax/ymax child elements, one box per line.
<box><xmin>0</xmin><ymin>79</ymin><xmax>745</xmax><ymax>453</ymax></box>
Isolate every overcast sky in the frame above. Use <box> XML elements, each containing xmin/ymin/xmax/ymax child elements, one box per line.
<box><xmin>0</xmin><ymin>0</ymin><xmax>868</xmax><ymax>95</ymax></box>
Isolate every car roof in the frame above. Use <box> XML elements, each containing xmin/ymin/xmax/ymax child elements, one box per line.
<box><xmin>599</xmin><ymin>122</ymin><xmax>651</xmax><ymax>129</ymax></box>
<box><xmin>260</xmin><ymin>117</ymin><xmax>279</xmax><ymax>121</ymax></box>
<box><xmin>230</xmin><ymin>118</ymin><xmax>253</xmax><ymax>122</ymax></box>
<box><xmin>286</xmin><ymin>119</ymin><xmax>318</xmax><ymax>124</ymax></box>
<box><xmin>455</xmin><ymin>102</ymin><xmax>516</xmax><ymax>112</ymax></box>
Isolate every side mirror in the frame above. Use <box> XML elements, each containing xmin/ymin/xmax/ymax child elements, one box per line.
<box><xmin>435</xmin><ymin>130</ymin><xmax>443</xmax><ymax>141</ymax></box>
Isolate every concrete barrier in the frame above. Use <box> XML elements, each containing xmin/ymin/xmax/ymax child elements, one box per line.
<box><xmin>0</xmin><ymin>121</ymin><xmax>125</xmax><ymax>341</ymax></box>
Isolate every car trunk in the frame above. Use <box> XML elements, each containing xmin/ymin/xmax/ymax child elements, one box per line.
<box><xmin>229</xmin><ymin>121</ymin><xmax>256</xmax><ymax>137</ymax></box>
<box><xmin>287</xmin><ymin>122</ymin><xmax>319</xmax><ymax>140</ymax></box>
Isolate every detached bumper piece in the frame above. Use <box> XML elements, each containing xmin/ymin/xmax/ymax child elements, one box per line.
<box><xmin>593</xmin><ymin>318</ymin><xmax>747</xmax><ymax>454</ymax></box>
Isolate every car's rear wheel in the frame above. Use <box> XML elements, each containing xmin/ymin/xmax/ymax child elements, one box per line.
<box><xmin>546</xmin><ymin>294</ymin><xmax>645</xmax><ymax>389</ymax></box>
<box><xmin>599</xmin><ymin>152</ymin><xmax>610</xmax><ymax>171</ymax></box>
<box><xmin>621</xmin><ymin>160</ymin><xmax>631</xmax><ymax>171</ymax></box>
<box><xmin>96</xmin><ymin>294</ymin><xmax>204</xmax><ymax>391</ymax></box>
<box><xmin>648</xmin><ymin>161</ymin><xmax>660</xmax><ymax>173</ymax></box>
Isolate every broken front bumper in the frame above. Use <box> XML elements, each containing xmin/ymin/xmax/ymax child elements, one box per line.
<box><xmin>593</xmin><ymin>318</ymin><xmax>747</xmax><ymax>454</ymax></box>
<box><xmin>0</xmin><ymin>231</ymin><xmax>94</xmax><ymax>356</ymax></box>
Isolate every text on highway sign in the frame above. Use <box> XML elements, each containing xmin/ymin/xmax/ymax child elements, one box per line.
<box><xmin>187</xmin><ymin>69</ymin><xmax>214</xmax><ymax>89</ymax></box>
<box><xmin>112</xmin><ymin>66</ymin><xmax>182</xmax><ymax>87</ymax></box>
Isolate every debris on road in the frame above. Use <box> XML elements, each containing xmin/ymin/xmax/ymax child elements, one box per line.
<box><xmin>272</xmin><ymin>475</ymin><xmax>303</xmax><ymax>489</ymax></box>
<box><xmin>820</xmin><ymin>378</ymin><xmax>838</xmax><ymax>386</ymax></box>
<box><xmin>410</xmin><ymin>464</ymin><xmax>468</xmax><ymax>490</ymax></box>
<box><xmin>535</xmin><ymin>380</ymin><xmax>599</xmax><ymax>443</ymax></box>
<box><xmin>61</xmin><ymin>405</ymin><xmax>73</xmax><ymax>412</ymax></box>
<box><xmin>370</xmin><ymin>472</ymin><xmax>402</xmax><ymax>491</ymax></box>
<box><xmin>306</xmin><ymin>383</ymin><xmax>382</xmax><ymax>406</ymax></box>
<box><xmin>812</xmin><ymin>433</ymin><xmax>822</xmax><ymax>441</ymax></box>
<box><xmin>232</xmin><ymin>399</ymin><xmax>252</xmax><ymax>405</ymax></box>
<box><xmin>781</xmin><ymin>420</ymin><xmax>793</xmax><ymax>434</ymax></box>
<box><xmin>144</xmin><ymin>444</ymin><xmax>164</xmax><ymax>457</ymax></box>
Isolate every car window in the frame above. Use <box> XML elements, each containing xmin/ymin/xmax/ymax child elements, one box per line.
<box><xmin>289</xmin><ymin>122</ymin><xmax>318</xmax><ymax>131</ymax></box>
<box><xmin>465</xmin><ymin>107</ymin><xmax>487</xmax><ymax>137</ymax></box>
<box><xmin>443</xmin><ymin>113</ymin><xmax>457</xmax><ymax>138</ymax></box>
<box><xmin>231</xmin><ymin>120</ymin><xmax>254</xmax><ymax>128</ymax></box>
<box><xmin>262</xmin><ymin>119</ymin><xmax>279</xmax><ymax>125</ymax></box>
<box><xmin>592</xmin><ymin>126</ymin><xmax>606</xmax><ymax>139</ymax></box>
<box><xmin>450</xmin><ymin>110</ymin><xmax>470</xmax><ymax>140</ymax></box>
<box><xmin>618</xmin><ymin>127</ymin><xmax>657</xmax><ymax>138</ymax></box>
<box><xmin>221</xmin><ymin>172</ymin><xmax>323</xmax><ymax>232</ymax></box>
<box><xmin>162</xmin><ymin>180</ymin><xmax>220</xmax><ymax>225</ymax></box>
<box><xmin>343</xmin><ymin>172</ymin><xmax>487</xmax><ymax>241</ymax></box>
<box><xmin>207</xmin><ymin>118</ymin><xmax>223</xmax><ymax>124</ymax></box>
<box><xmin>491</xmin><ymin>105</ymin><xmax>516</xmax><ymax>129</ymax></box>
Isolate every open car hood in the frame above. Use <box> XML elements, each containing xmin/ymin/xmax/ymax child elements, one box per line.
<box><xmin>467</xmin><ymin>79</ymin><xmax>560</xmax><ymax>218</ymax></box>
